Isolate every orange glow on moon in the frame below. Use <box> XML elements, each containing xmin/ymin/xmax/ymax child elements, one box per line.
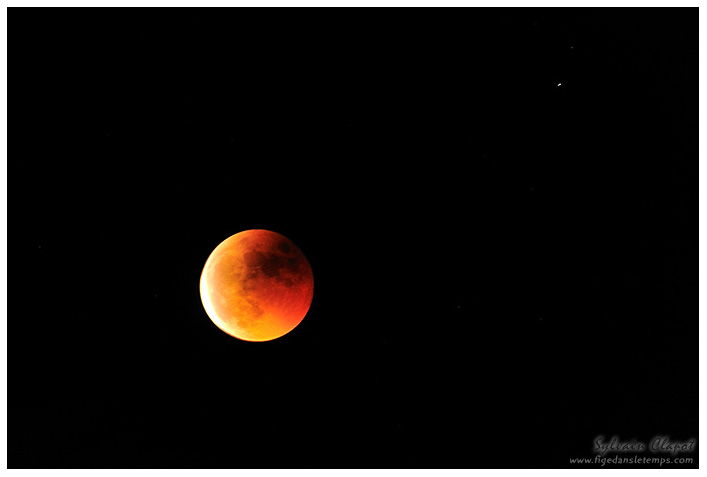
<box><xmin>200</xmin><ymin>229</ymin><xmax>314</xmax><ymax>342</ymax></box>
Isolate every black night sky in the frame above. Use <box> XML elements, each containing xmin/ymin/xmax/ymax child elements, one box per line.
<box><xmin>10</xmin><ymin>8</ymin><xmax>697</xmax><ymax>469</ymax></box>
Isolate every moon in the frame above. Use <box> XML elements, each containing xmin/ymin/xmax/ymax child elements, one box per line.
<box><xmin>199</xmin><ymin>229</ymin><xmax>314</xmax><ymax>342</ymax></box>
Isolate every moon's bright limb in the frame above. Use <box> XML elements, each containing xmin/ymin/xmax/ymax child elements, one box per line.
<box><xmin>200</xmin><ymin>229</ymin><xmax>314</xmax><ymax>342</ymax></box>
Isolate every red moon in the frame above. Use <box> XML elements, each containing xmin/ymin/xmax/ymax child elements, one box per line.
<box><xmin>199</xmin><ymin>229</ymin><xmax>314</xmax><ymax>342</ymax></box>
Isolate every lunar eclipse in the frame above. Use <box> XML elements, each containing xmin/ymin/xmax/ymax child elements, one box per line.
<box><xmin>200</xmin><ymin>229</ymin><xmax>314</xmax><ymax>342</ymax></box>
